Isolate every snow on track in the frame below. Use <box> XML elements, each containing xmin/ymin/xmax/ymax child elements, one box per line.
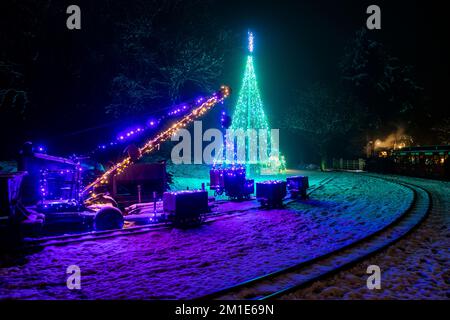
<box><xmin>0</xmin><ymin>172</ymin><xmax>413</xmax><ymax>299</ymax></box>
<box><xmin>283</xmin><ymin>174</ymin><xmax>449</xmax><ymax>300</ymax></box>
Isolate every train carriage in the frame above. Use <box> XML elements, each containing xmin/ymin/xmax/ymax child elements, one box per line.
<box><xmin>369</xmin><ymin>145</ymin><xmax>450</xmax><ymax>181</ymax></box>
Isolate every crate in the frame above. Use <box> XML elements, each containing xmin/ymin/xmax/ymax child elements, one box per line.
<box><xmin>244</xmin><ymin>179</ymin><xmax>254</xmax><ymax>196</ymax></box>
<box><xmin>223</xmin><ymin>169</ymin><xmax>245</xmax><ymax>197</ymax></box>
<box><xmin>163</xmin><ymin>190</ymin><xmax>208</xmax><ymax>220</ymax></box>
<box><xmin>256</xmin><ymin>180</ymin><xmax>287</xmax><ymax>207</ymax></box>
<box><xmin>209</xmin><ymin>167</ymin><xmax>254</xmax><ymax>199</ymax></box>
<box><xmin>209</xmin><ymin>169</ymin><xmax>225</xmax><ymax>190</ymax></box>
<box><xmin>286</xmin><ymin>176</ymin><xmax>309</xmax><ymax>198</ymax></box>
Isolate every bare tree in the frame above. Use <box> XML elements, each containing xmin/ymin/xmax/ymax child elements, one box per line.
<box><xmin>340</xmin><ymin>28</ymin><xmax>423</xmax><ymax>132</ymax></box>
<box><xmin>283</xmin><ymin>84</ymin><xmax>359</xmax><ymax>170</ymax></box>
<box><xmin>0</xmin><ymin>60</ymin><xmax>28</xmax><ymax>114</ymax></box>
<box><xmin>432</xmin><ymin>118</ymin><xmax>450</xmax><ymax>145</ymax></box>
<box><xmin>106</xmin><ymin>0</ymin><xmax>233</xmax><ymax>117</ymax></box>
<box><xmin>160</xmin><ymin>37</ymin><xmax>225</xmax><ymax>103</ymax></box>
<box><xmin>0</xmin><ymin>0</ymin><xmax>52</xmax><ymax>117</ymax></box>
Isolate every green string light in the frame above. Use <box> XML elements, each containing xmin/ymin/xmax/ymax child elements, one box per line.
<box><xmin>217</xmin><ymin>32</ymin><xmax>286</xmax><ymax>174</ymax></box>
<box><xmin>228</xmin><ymin>32</ymin><xmax>272</xmax><ymax>173</ymax></box>
<box><xmin>230</xmin><ymin>55</ymin><xmax>270</xmax><ymax>132</ymax></box>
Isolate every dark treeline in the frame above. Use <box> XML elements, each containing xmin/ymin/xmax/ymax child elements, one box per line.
<box><xmin>0</xmin><ymin>0</ymin><xmax>237</xmax><ymax>157</ymax></box>
<box><xmin>0</xmin><ymin>0</ymin><xmax>448</xmax><ymax>166</ymax></box>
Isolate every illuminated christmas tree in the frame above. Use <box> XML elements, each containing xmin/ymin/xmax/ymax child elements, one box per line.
<box><xmin>227</xmin><ymin>31</ymin><xmax>285</xmax><ymax>175</ymax></box>
<box><xmin>230</xmin><ymin>32</ymin><xmax>269</xmax><ymax>132</ymax></box>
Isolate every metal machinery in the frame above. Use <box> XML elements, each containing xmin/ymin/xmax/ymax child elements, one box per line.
<box><xmin>209</xmin><ymin>166</ymin><xmax>254</xmax><ymax>200</ymax></box>
<box><xmin>256</xmin><ymin>180</ymin><xmax>287</xmax><ymax>208</ymax></box>
<box><xmin>18</xmin><ymin>150</ymin><xmax>124</xmax><ymax>233</ymax></box>
<box><xmin>0</xmin><ymin>172</ymin><xmax>27</xmax><ymax>221</ymax></box>
<box><xmin>3</xmin><ymin>86</ymin><xmax>231</xmax><ymax>236</ymax></box>
<box><xmin>0</xmin><ymin>172</ymin><xmax>34</xmax><ymax>246</ymax></box>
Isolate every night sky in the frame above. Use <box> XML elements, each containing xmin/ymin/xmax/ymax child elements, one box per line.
<box><xmin>0</xmin><ymin>0</ymin><xmax>447</xmax><ymax>164</ymax></box>
<box><xmin>217</xmin><ymin>0</ymin><xmax>441</xmax><ymax>117</ymax></box>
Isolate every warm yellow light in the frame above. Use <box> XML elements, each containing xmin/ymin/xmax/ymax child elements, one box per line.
<box><xmin>82</xmin><ymin>87</ymin><xmax>230</xmax><ymax>195</ymax></box>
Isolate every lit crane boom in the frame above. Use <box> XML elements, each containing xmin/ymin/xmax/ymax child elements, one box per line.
<box><xmin>82</xmin><ymin>85</ymin><xmax>231</xmax><ymax>195</ymax></box>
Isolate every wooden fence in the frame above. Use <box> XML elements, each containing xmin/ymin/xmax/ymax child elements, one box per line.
<box><xmin>332</xmin><ymin>158</ymin><xmax>366</xmax><ymax>171</ymax></box>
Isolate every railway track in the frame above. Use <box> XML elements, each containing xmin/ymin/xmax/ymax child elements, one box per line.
<box><xmin>195</xmin><ymin>176</ymin><xmax>431</xmax><ymax>300</ymax></box>
<box><xmin>21</xmin><ymin>177</ymin><xmax>335</xmax><ymax>248</ymax></box>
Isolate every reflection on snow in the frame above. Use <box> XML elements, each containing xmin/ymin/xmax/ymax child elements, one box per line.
<box><xmin>0</xmin><ymin>172</ymin><xmax>413</xmax><ymax>299</ymax></box>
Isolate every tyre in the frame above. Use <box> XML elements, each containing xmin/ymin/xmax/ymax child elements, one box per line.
<box><xmin>94</xmin><ymin>207</ymin><xmax>124</xmax><ymax>231</ymax></box>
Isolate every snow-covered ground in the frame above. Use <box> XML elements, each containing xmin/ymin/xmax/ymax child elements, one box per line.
<box><xmin>284</xmin><ymin>174</ymin><xmax>450</xmax><ymax>300</ymax></box>
<box><xmin>0</xmin><ymin>170</ymin><xmax>417</xmax><ymax>299</ymax></box>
